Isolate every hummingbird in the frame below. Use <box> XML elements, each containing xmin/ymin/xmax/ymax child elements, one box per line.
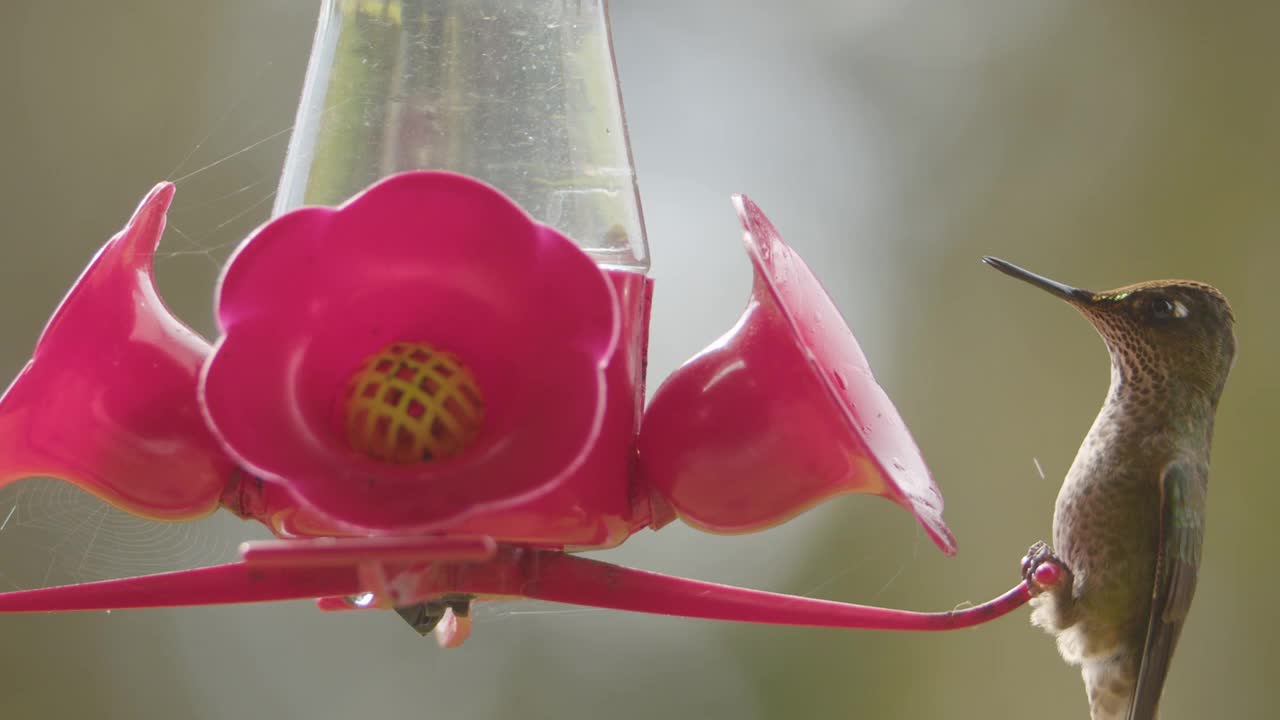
<box><xmin>983</xmin><ymin>257</ymin><xmax>1236</xmax><ymax>720</ymax></box>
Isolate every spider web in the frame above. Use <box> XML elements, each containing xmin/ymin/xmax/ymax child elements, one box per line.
<box><xmin>0</xmin><ymin>478</ymin><xmax>258</xmax><ymax>591</ymax></box>
<box><xmin>0</xmin><ymin>111</ymin><xmax>291</xmax><ymax>593</ymax></box>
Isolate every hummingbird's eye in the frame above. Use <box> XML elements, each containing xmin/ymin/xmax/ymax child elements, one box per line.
<box><xmin>1149</xmin><ymin>296</ymin><xmax>1189</xmax><ymax>321</ymax></box>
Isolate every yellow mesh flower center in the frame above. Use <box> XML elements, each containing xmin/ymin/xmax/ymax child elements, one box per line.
<box><xmin>344</xmin><ymin>342</ymin><xmax>484</xmax><ymax>464</ymax></box>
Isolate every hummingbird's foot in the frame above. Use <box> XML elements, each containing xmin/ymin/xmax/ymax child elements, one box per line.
<box><xmin>1021</xmin><ymin>541</ymin><xmax>1068</xmax><ymax>595</ymax></box>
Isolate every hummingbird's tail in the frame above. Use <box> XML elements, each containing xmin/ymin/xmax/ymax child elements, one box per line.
<box><xmin>1082</xmin><ymin>655</ymin><xmax>1145</xmax><ymax>720</ymax></box>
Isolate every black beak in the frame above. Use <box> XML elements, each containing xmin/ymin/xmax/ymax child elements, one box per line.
<box><xmin>981</xmin><ymin>257</ymin><xmax>1095</xmax><ymax>304</ymax></box>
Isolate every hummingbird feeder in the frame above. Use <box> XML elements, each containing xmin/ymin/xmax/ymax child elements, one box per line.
<box><xmin>0</xmin><ymin>0</ymin><xmax>1057</xmax><ymax>648</ymax></box>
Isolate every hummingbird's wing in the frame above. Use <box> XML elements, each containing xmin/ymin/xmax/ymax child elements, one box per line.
<box><xmin>1128</xmin><ymin>460</ymin><xmax>1207</xmax><ymax>720</ymax></box>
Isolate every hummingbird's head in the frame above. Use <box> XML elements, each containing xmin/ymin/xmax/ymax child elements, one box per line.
<box><xmin>983</xmin><ymin>257</ymin><xmax>1236</xmax><ymax>403</ymax></box>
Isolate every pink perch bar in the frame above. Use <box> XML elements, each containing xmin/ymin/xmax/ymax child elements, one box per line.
<box><xmin>0</xmin><ymin>537</ymin><xmax>1051</xmax><ymax>632</ymax></box>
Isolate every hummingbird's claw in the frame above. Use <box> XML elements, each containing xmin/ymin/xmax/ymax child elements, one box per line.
<box><xmin>1021</xmin><ymin>541</ymin><xmax>1068</xmax><ymax>595</ymax></box>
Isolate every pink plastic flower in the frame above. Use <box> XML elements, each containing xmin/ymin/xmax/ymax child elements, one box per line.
<box><xmin>200</xmin><ymin>171</ymin><xmax>620</xmax><ymax>532</ymax></box>
<box><xmin>639</xmin><ymin>195</ymin><xmax>955</xmax><ymax>554</ymax></box>
<box><xmin>0</xmin><ymin>183</ymin><xmax>235</xmax><ymax>518</ymax></box>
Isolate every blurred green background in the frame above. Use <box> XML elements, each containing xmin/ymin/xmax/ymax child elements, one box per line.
<box><xmin>1</xmin><ymin>1</ymin><xmax>1276</xmax><ymax>718</ymax></box>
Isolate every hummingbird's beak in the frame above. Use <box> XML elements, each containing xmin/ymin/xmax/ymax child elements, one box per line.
<box><xmin>981</xmin><ymin>257</ymin><xmax>1095</xmax><ymax>304</ymax></box>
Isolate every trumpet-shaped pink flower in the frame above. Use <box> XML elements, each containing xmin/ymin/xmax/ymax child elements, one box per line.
<box><xmin>639</xmin><ymin>195</ymin><xmax>955</xmax><ymax>554</ymax></box>
<box><xmin>200</xmin><ymin>171</ymin><xmax>621</xmax><ymax>532</ymax></box>
<box><xmin>0</xmin><ymin>183</ymin><xmax>234</xmax><ymax>518</ymax></box>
